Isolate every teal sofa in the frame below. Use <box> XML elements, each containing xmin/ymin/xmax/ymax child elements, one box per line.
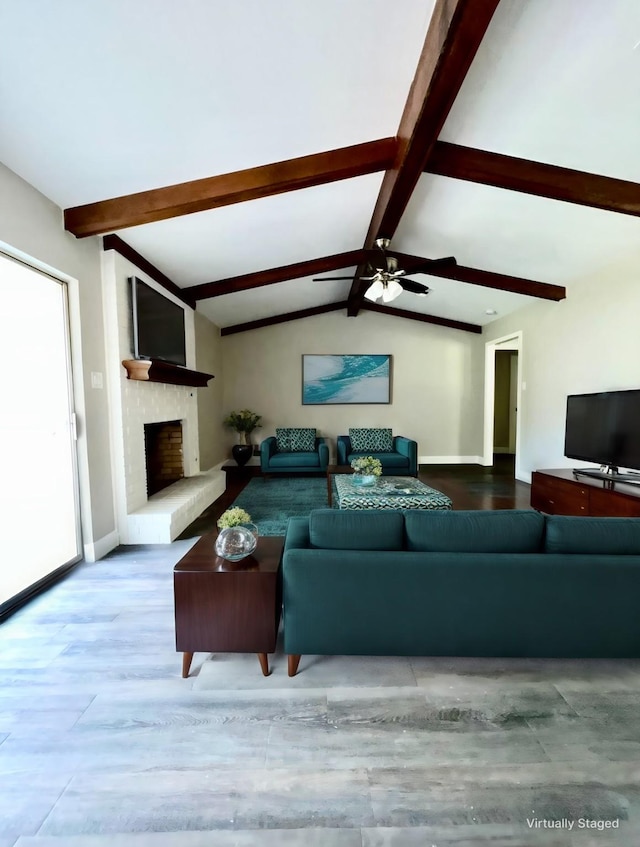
<box><xmin>337</xmin><ymin>433</ymin><xmax>418</xmax><ymax>476</ymax></box>
<box><xmin>261</xmin><ymin>432</ymin><xmax>329</xmax><ymax>476</ymax></box>
<box><xmin>282</xmin><ymin>509</ymin><xmax>640</xmax><ymax>675</ymax></box>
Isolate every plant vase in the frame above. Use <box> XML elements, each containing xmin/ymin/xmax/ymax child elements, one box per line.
<box><xmin>232</xmin><ymin>443</ymin><xmax>253</xmax><ymax>466</ymax></box>
<box><xmin>215</xmin><ymin>523</ymin><xmax>259</xmax><ymax>561</ymax></box>
<box><xmin>353</xmin><ymin>474</ymin><xmax>377</xmax><ymax>487</ymax></box>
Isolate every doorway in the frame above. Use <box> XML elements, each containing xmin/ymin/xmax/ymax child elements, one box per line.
<box><xmin>483</xmin><ymin>332</ymin><xmax>522</xmax><ymax>477</ymax></box>
<box><xmin>493</xmin><ymin>350</ymin><xmax>518</xmax><ymax>454</ymax></box>
<box><xmin>0</xmin><ymin>252</ymin><xmax>81</xmax><ymax>613</ymax></box>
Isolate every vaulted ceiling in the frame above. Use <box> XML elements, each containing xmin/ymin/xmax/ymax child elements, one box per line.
<box><xmin>2</xmin><ymin>0</ymin><xmax>640</xmax><ymax>335</ymax></box>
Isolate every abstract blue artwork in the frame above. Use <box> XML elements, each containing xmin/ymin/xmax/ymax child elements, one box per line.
<box><xmin>302</xmin><ymin>354</ymin><xmax>391</xmax><ymax>405</ymax></box>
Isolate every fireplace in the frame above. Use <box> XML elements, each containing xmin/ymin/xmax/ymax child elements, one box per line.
<box><xmin>144</xmin><ymin>420</ymin><xmax>184</xmax><ymax>497</ymax></box>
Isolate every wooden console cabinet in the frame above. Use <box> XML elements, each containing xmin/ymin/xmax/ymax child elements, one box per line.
<box><xmin>531</xmin><ymin>469</ymin><xmax>640</xmax><ymax>517</ymax></box>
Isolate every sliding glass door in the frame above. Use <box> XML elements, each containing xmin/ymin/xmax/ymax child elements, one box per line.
<box><xmin>0</xmin><ymin>252</ymin><xmax>81</xmax><ymax>610</ymax></box>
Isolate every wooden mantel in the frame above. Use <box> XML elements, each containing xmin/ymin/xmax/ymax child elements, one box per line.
<box><xmin>122</xmin><ymin>359</ymin><xmax>214</xmax><ymax>388</ymax></box>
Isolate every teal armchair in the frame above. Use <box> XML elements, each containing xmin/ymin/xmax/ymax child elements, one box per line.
<box><xmin>261</xmin><ymin>428</ymin><xmax>329</xmax><ymax>476</ymax></box>
<box><xmin>337</xmin><ymin>429</ymin><xmax>418</xmax><ymax>476</ymax></box>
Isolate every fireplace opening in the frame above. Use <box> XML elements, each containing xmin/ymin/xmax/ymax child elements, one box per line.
<box><xmin>144</xmin><ymin>420</ymin><xmax>184</xmax><ymax>496</ymax></box>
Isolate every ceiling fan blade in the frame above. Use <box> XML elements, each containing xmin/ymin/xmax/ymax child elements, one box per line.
<box><xmin>312</xmin><ymin>276</ymin><xmax>358</xmax><ymax>281</ymax></box>
<box><xmin>399</xmin><ymin>278</ymin><xmax>430</xmax><ymax>295</ymax></box>
<box><xmin>402</xmin><ymin>256</ymin><xmax>457</xmax><ymax>275</ymax></box>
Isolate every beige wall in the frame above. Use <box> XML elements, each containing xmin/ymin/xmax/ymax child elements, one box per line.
<box><xmin>194</xmin><ymin>311</ymin><xmax>226</xmax><ymax>470</ymax></box>
<box><xmin>484</xmin><ymin>261</ymin><xmax>640</xmax><ymax>480</ymax></box>
<box><xmin>222</xmin><ymin>310</ymin><xmax>485</xmax><ymax>462</ymax></box>
<box><xmin>0</xmin><ymin>162</ymin><xmax>115</xmax><ymax>556</ymax></box>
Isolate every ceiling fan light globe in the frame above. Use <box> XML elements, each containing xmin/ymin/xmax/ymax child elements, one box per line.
<box><xmin>364</xmin><ymin>279</ymin><xmax>384</xmax><ymax>302</ymax></box>
<box><xmin>382</xmin><ymin>279</ymin><xmax>403</xmax><ymax>302</ymax></box>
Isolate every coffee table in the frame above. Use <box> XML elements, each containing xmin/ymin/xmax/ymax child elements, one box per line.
<box><xmin>173</xmin><ymin>535</ymin><xmax>284</xmax><ymax>677</ymax></box>
<box><xmin>334</xmin><ymin>474</ymin><xmax>452</xmax><ymax>510</ymax></box>
<box><xmin>326</xmin><ymin>463</ymin><xmax>356</xmax><ymax>506</ymax></box>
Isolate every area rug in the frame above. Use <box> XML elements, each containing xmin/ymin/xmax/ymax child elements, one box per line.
<box><xmin>230</xmin><ymin>477</ymin><xmax>331</xmax><ymax>535</ymax></box>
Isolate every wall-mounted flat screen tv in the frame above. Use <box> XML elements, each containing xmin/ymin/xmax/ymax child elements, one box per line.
<box><xmin>130</xmin><ymin>277</ymin><xmax>186</xmax><ymax>367</ymax></box>
<box><xmin>564</xmin><ymin>389</ymin><xmax>640</xmax><ymax>472</ymax></box>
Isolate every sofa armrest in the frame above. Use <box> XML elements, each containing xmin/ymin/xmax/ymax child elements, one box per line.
<box><xmin>337</xmin><ymin>435</ymin><xmax>351</xmax><ymax>465</ymax></box>
<box><xmin>260</xmin><ymin>436</ymin><xmax>277</xmax><ymax>471</ymax></box>
<box><xmin>394</xmin><ymin>436</ymin><xmax>418</xmax><ymax>476</ymax></box>
<box><xmin>316</xmin><ymin>437</ymin><xmax>329</xmax><ymax>470</ymax></box>
<box><xmin>284</xmin><ymin>517</ymin><xmax>311</xmax><ymax>552</ymax></box>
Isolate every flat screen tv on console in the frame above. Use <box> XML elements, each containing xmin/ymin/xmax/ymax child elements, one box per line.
<box><xmin>564</xmin><ymin>389</ymin><xmax>640</xmax><ymax>481</ymax></box>
<box><xmin>130</xmin><ymin>277</ymin><xmax>186</xmax><ymax>367</ymax></box>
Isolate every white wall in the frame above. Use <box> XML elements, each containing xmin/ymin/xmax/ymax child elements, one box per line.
<box><xmin>484</xmin><ymin>261</ymin><xmax>640</xmax><ymax>481</ymax></box>
<box><xmin>0</xmin><ymin>161</ymin><xmax>116</xmax><ymax>559</ymax></box>
<box><xmin>222</xmin><ymin>310</ymin><xmax>485</xmax><ymax>462</ymax></box>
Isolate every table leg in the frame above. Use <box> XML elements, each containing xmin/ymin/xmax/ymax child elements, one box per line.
<box><xmin>288</xmin><ymin>654</ymin><xmax>301</xmax><ymax>677</ymax></box>
<box><xmin>257</xmin><ymin>653</ymin><xmax>270</xmax><ymax>676</ymax></box>
<box><xmin>182</xmin><ymin>651</ymin><xmax>194</xmax><ymax>678</ymax></box>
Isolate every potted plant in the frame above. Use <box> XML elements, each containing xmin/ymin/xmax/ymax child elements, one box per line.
<box><xmin>223</xmin><ymin>409</ymin><xmax>262</xmax><ymax>466</ymax></box>
<box><xmin>350</xmin><ymin>455</ymin><xmax>383</xmax><ymax>486</ymax></box>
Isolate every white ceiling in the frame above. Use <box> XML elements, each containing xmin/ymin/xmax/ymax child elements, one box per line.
<box><xmin>1</xmin><ymin>0</ymin><xmax>640</xmax><ymax>333</ymax></box>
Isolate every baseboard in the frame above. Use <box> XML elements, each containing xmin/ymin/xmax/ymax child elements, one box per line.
<box><xmin>419</xmin><ymin>455</ymin><xmax>484</xmax><ymax>465</ymax></box>
<box><xmin>83</xmin><ymin>529</ymin><xmax>119</xmax><ymax>562</ymax></box>
<box><xmin>0</xmin><ymin>557</ymin><xmax>81</xmax><ymax>622</ymax></box>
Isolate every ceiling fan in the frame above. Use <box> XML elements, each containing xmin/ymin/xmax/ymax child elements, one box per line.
<box><xmin>313</xmin><ymin>238</ymin><xmax>457</xmax><ymax>303</ymax></box>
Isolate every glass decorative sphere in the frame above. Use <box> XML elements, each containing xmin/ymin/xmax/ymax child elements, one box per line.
<box><xmin>215</xmin><ymin>523</ymin><xmax>258</xmax><ymax>561</ymax></box>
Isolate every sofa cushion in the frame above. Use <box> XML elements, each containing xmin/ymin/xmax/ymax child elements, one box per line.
<box><xmin>404</xmin><ymin>509</ymin><xmax>545</xmax><ymax>553</ymax></box>
<box><xmin>349</xmin><ymin>427</ymin><xmax>393</xmax><ymax>452</ymax></box>
<box><xmin>309</xmin><ymin>509</ymin><xmax>404</xmax><ymax>550</ymax></box>
<box><xmin>276</xmin><ymin>427</ymin><xmax>291</xmax><ymax>452</ymax></box>
<box><xmin>289</xmin><ymin>427</ymin><xmax>316</xmax><ymax>452</ymax></box>
<box><xmin>270</xmin><ymin>451</ymin><xmax>320</xmax><ymax>468</ymax></box>
<box><xmin>544</xmin><ymin>515</ymin><xmax>640</xmax><ymax>554</ymax></box>
<box><xmin>349</xmin><ymin>451</ymin><xmax>409</xmax><ymax>468</ymax></box>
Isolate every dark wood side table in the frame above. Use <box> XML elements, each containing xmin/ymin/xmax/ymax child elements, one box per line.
<box><xmin>173</xmin><ymin>535</ymin><xmax>284</xmax><ymax>677</ymax></box>
<box><xmin>326</xmin><ymin>464</ymin><xmax>355</xmax><ymax>506</ymax></box>
<box><xmin>221</xmin><ymin>457</ymin><xmax>262</xmax><ymax>481</ymax></box>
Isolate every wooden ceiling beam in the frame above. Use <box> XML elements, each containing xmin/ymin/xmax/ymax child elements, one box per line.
<box><xmin>362</xmin><ymin>301</ymin><xmax>481</xmax><ymax>333</ymax></box>
<box><xmin>391</xmin><ymin>251</ymin><xmax>566</xmax><ymax>301</ymax></box>
<box><xmin>220</xmin><ymin>298</ymin><xmax>483</xmax><ymax>336</ymax></box>
<box><xmin>102</xmin><ymin>234</ymin><xmax>196</xmax><ymax>308</ymax></box>
<box><xmin>186</xmin><ymin>250</ymin><xmax>365</xmax><ymax>301</ymax></box>
<box><xmin>220</xmin><ymin>301</ymin><xmax>348</xmax><ymax>336</ymax></box>
<box><xmin>426</xmin><ymin>141</ymin><xmax>640</xmax><ymax>216</ymax></box>
<box><xmin>348</xmin><ymin>0</ymin><xmax>500</xmax><ymax>315</ymax></box>
<box><xmin>64</xmin><ymin>138</ymin><xmax>397</xmax><ymax>238</ymax></box>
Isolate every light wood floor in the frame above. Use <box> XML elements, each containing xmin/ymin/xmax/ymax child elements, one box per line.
<box><xmin>1</xmin><ymin>462</ymin><xmax>638</xmax><ymax>845</ymax></box>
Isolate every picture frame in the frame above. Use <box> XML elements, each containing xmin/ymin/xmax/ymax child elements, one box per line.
<box><xmin>301</xmin><ymin>354</ymin><xmax>392</xmax><ymax>405</ymax></box>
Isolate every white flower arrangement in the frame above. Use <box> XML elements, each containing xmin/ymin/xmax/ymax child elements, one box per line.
<box><xmin>217</xmin><ymin>507</ymin><xmax>252</xmax><ymax>530</ymax></box>
<box><xmin>350</xmin><ymin>456</ymin><xmax>383</xmax><ymax>476</ymax></box>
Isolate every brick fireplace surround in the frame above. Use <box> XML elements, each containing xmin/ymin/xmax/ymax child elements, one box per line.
<box><xmin>103</xmin><ymin>251</ymin><xmax>224</xmax><ymax>545</ymax></box>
